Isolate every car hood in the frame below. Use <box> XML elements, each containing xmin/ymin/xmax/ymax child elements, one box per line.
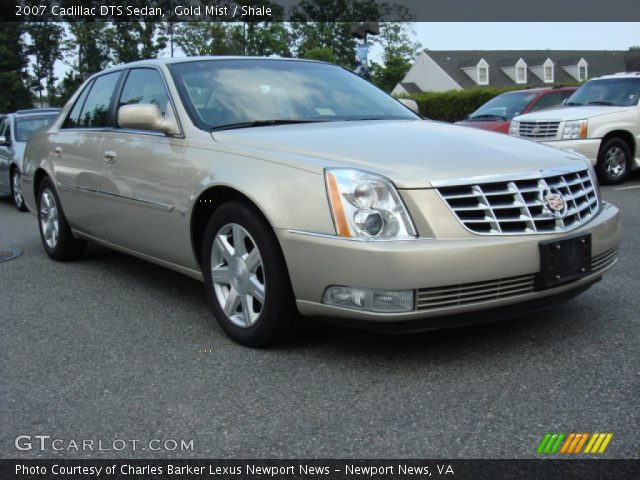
<box><xmin>515</xmin><ymin>105</ymin><xmax>630</xmax><ymax>122</ymax></box>
<box><xmin>455</xmin><ymin>119</ymin><xmax>510</xmax><ymax>132</ymax></box>
<box><xmin>212</xmin><ymin>120</ymin><xmax>588</xmax><ymax>188</ymax></box>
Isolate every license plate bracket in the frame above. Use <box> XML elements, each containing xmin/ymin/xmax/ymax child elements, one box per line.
<box><xmin>536</xmin><ymin>233</ymin><xmax>591</xmax><ymax>289</ymax></box>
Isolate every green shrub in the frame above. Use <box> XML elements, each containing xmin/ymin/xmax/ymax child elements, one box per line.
<box><xmin>400</xmin><ymin>86</ymin><xmax>526</xmax><ymax>123</ymax></box>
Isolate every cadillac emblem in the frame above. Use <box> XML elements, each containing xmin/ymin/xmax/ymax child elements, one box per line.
<box><xmin>544</xmin><ymin>191</ymin><xmax>566</xmax><ymax>217</ymax></box>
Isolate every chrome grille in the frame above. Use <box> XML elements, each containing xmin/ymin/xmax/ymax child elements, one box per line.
<box><xmin>591</xmin><ymin>247</ymin><xmax>618</xmax><ymax>273</ymax></box>
<box><xmin>437</xmin><ymin>169</ymin><xmax>599</xmax><ymax>235</ymax></box>
<box><xmin>518</xmin><ymin>121</ymin><xmax>560</xmax><ymax>139</ymax></box>
<box><xmin>416</xmin><ymin>274</ymin><xmax>535</xmax><ymax>310</ymax></box>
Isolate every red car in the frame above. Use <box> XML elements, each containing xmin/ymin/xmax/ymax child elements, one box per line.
<box><xmin>456</xmin><ymin>86</ymin><xmax>578</xmax><ymax>134</ymax></box>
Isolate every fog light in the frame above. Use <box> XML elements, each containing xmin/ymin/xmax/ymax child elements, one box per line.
<box><xmin>322</xmin><ymin>286</ymin><xmax>414</xmax><ymax>312</ymax></box>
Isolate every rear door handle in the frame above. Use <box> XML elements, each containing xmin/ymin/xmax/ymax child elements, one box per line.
<box><xmin>104</xmin><ymin>150</ymin><xmax>117</xmax><ymax>164</ymax></box>
<box><xmin>53</xmin><ymin>146</ymin><xmax>62</xmax><ymax>157</ymax></box>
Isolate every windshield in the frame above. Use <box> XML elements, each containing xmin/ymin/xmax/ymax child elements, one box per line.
<box><xmin>565</xmin><ymin>78</ymin><xmax>640</xmax><ymax>107</ymax></box>
<box><xmin>168</xmin><ymin>59</ymin><xmax>418</xmax><ymax>131</ymax></box>
<box><xmin>468</xmin><ymin>91</ymin><xmax>537</xmax><ymax>121</ymax></box>
<box><xmin>15</xmin><ymin>114</ymin><xmax>57</xmax><ymax>142</ymax></box>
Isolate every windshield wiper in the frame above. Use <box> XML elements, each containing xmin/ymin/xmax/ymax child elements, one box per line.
<box><xmin>586</xmin><ymin>101</ymin><xmax>614</xmax><ymax>106</ymax></box>
<box><xmin>468</xmin><ymin>114</ymin><xmax>507</xmax><ymax>121</ymax></box>
<box><xmin>211</xmin><ymin>119</ymin><xmax>328</xmax><ymax>132</ymax></box>
<box><xmin>564</xmin><ymin>102</ymin><xmax>584</xmax><ymax>106</ymax></box>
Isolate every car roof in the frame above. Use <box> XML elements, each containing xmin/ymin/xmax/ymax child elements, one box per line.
<box><xmin>590</xmin><ymin>72</ymin><xmax>640</xmax><ymax>80</ymax></box>
<box><xmin>98</xmin><ymin>56</ymin><xmax>323</xmax><ymax>74</ymax></box>
<box><xmin>13</xmin><ymin>108</ymin><xmax>61</xmax><ymax>117</ymax></box>
<box><xmin>501</xmin><ymin>86</ymin><xmax>578</xmax><ymax>95</ymax></box>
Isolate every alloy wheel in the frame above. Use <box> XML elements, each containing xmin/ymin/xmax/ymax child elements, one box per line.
<box><xmin>39</xmin><ymin>188</ymin><xmax>59</xmax><ymax>249</ymax></box>
<box><xmin>210</xmin><ymin>223</ymin><xmax>266</xmax><ymax>328</ymax></box>
<box><xmin>604</xmin><ymin>146</ymin><xmax>626</xmax><ymax>177</ymax></box>
<box><xmin>12</xmin><ymin>170</ymin><xmax>23</xmax><ymax>207</ymax></box>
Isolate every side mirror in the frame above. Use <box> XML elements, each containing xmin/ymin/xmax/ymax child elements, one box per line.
<box><xmin>0</xmin><ymin>135</ymin><xmax>8</xmax><ymax>146</ymax></box>
<box><xmin>398</xmin><ymin>98</ymin><xmax>420</xmax><ymax>115</ymax></box>
<box><xmin>117</xmin><ymin>104</ymin><xmax>180</xmax><ymax>135</ymax></box>
<box><xmin>562</xmin><ymin>99</ymin><xmax>568</xmax><ymax>105</ymax></box>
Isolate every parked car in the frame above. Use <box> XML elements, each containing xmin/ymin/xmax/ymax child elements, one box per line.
<box><xmin>456</xmin><ymin>87</ymin><xmax>577</xmax><ymax>134</ymax></box>
<box><xmin>22</xmin><ymin>57</ymin><xmax>620</xmax><ymax>346</ymax></box>
<box><xmin>0</xmin><ymin>108</ymin><xmax>60</xmax><ymax>210</ymax></box>
<box><xmin>509</xmin><ymin>73</ymin><xmax>640</xmax><ymax>184</ymax></box>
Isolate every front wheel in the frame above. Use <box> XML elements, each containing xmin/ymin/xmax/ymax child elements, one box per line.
<box><xmin>202</xmin><ymin>201</ymin><xmax>297</xmax><ymax>347</ymax></box>
<box><xmin>11</xmin><ymin>168</ymin><xmax>27</xmax><ymax>211</ymax></box>
<box><xmin>37</xmin><ymin>177</ymin><xmax>87</xmax><ymax>260</ymax></box>
<box><xmin>596</xmin><ymin>138</ymin><xmax>631</xmax><ymax>185</ymax></box>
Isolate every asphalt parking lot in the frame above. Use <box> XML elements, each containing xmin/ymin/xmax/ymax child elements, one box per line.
<box><xmin>1</xmin><ymin>175</ymin><xmax>639</xmax><ymax>459</ymax></box>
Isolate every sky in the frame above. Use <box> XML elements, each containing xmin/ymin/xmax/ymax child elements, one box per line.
<box><xmin>52</xmin><ymin>22</ymin><xmax>640</xmax><ymax>79</ymax></box>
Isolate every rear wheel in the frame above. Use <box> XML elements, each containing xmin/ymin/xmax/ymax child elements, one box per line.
<box><xmin>37</xmin><ymin>177</ymin><xmax>87</xmax><ymax>260</ymax></box>
<box><xmin>10</xmin><ymin>168</ymin><xmax>27</xmax><ymax>211</ymax></box>
<box><xmin>596</xmin><ymin>138</ymin><xmax>631</xmax><ymax>185</ymax></box>
<box><xmin>202</xmin><ymin>201</ymin><xmax>297</xmax><ymax>347</ymax></box>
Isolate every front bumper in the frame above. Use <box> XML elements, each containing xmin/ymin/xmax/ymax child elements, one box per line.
<box><xmin>540</xmin><ymin>139</ymin><xmax>601</xmax><ymax>165</ymax></box>
<box><xmin>276</xmin><ymin>202</ymin><xmax>620</xmax><ymax>324</ymax></box>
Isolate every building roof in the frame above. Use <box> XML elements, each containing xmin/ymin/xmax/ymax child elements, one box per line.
<box><xmin>418</xmin><ymin>50</ymin><xmax>640</xmax><ymax>89</ymax></box>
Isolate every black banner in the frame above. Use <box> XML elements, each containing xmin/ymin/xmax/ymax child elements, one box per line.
<box><xmin>7</xmin><ymin>0</ymin><xmax>640</xmax><ymax>22</ymax></box>
<box><xmin>2</xmin><ymin>459</ymin><xmax>640</xmax><ymax>480</ymax></box>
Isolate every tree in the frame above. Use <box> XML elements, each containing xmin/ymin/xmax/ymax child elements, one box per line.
<box><xmin>300</xmin><ymin>47</ymin><xmax>337</xmax><ymax>63</ymax></box>
<box><xmin>629</xmin><ymin>45</ymin><xmax>640</xmax><ymax>51</ymax></box>
<box><xmin>370</xmin><ymin>22</ymin><xmax>421</xmax><ymax>93</ymax></box>
<box><xmin>0</xmin><ymin>22</ymin><xmax>32</xmax><ymax>112</ymax></box>
<box><xmin>26</xmin><ymin>22</ymin><xmax>64</xmax><ymax>106</ymax></box>
<box><xmin>55</xmin><ymin>22</ymin><xmax>111</xmax><ymax>106</ymax></box>
<box><xmin>105</xmin><ymin>22</ymin><xmax>167</xmax><ymax>64</ymax></box>
<box><xmin>174</xmin><ymin>23</ymin><xmax>245</xmax><ymax>56</ymax></box>
<box><xmin>290</xmin><ymin>0</ymin><xmax>382</xmax><ymax>68</ymax></box>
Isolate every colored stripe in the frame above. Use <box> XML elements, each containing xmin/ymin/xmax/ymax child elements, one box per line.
<box><xmin>584</xmin><ymin>433</ymin><xmax>599</xmax><ymax>453</ymax></box>
<box><xmin>550</xmin><ymin>434</ymin><xmax>565</xmax><ymax>453</ymax></box>
<box><xmin>537</xmin><ymin>434</ymin><xmax>552</xmax><ymax>454</ymax></box>
<box><xmin>567</xmin><ymin>434</ymin><xmax>582</xmax><ymax>454</ymax></box>
<box><xmin>545</xmin><ymin>434</ymin><xmax>559</xmax><ymax>453</ymax></box>
<box><xmin>591</xmin><ymin>433</ymin><xmax>606</xmax><ymax>453</ymax></box>
<box><xmin>560</xmin><ymin>434</ymin><xmax>575</xmax><ymax>454</ymax></box>
<box><xmin>597</xmin><ymin>434</ymin><xmax>613</xmax><ymax>453</ymax></box>
<box><xmin>574</xmin><ymin>433</ymin><xmax>589</xmax><ymax>453</ymax></box>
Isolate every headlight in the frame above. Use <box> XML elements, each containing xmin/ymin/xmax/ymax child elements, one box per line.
<box><xmin>508</xmin><ymin>120</ymin><xmax>519</xmax><ymax>136</ymax></box>
<box><xmin>562</xmin><ymin>119</ymin><xmax>588</xmax><ymax>140</ymax></box>
<box><xmin>325</xmin><ymin>169</ymin><xmax>417</xmax><ymax>240</ymax></box>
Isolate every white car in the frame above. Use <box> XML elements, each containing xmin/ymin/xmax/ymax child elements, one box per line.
<box><xmin>509</xmin><ymin>72</ymin><xmax>640</xmax><ymax>184</ymax></box>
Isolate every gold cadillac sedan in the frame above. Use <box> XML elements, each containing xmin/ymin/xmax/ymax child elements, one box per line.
<box><xmin>22</xmin><ymin>57</ymin><xmax>620</xmax><ymax>346</ymax></box>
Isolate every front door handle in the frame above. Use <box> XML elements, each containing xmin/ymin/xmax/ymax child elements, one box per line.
<box><xmin>53</xmin><ymin>146</ymin><xmax>62</xmax><ymax>157</ymax></box>
<box><xmin>104</xmin><ymin>150</ymin><xmax>117</xmax><ymax>164</ymax></box>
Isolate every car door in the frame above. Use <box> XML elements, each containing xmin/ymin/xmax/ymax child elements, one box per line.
<box><xmin>0</xmin><ymin>118</ymin><xmax>12</xmax><ymax>194</ymax></box>
<box><xmin>52</xmin><ymin>71</ymin><xmax>123</xmax><ymax>238</ymax></box>
<box><xmin>98</xmin><ymin>67</ymin><xmax>187</xmax><ymax>264</ymax></box>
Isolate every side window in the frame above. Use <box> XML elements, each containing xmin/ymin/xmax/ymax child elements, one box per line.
<box><xmin>118</xmin><ymin>69</ymin><xmax>170</xmax><ymax>124</ymax></box>
<box><xmin>77</xmin><ymin>72</ymin><xmax>122</xmax><ymax>128</ymax></box>
<box><xmin>529</xmin><ymin>92</ymin><xmax>567</xmax><ymax>112</ymax></box>
<box><xmin>63</xmin><ymin>81</ymin><xmax>93</xmax><ymax>129</ymax></box>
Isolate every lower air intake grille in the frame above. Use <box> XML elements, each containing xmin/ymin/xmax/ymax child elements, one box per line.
<box><xmin>416</xmin><ymin>274</ymin><xmax>536</xmax><ymax>311</ymax></box>
<box><xmin>591</xmin><ymin>247</ymin><xmax>618</xmax><ymax>273</ymax></box>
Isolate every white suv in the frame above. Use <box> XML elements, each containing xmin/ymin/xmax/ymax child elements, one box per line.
<box><xmin>509</xmin><ymin>73</ymin><xmax>640</xmax><ymax>184</ymax></box>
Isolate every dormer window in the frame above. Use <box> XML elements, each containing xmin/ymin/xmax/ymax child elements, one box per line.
<box><xmin>516</xmin><ymin>59</ymin><xmax>527</xmax><ymax>84</ymax></box>
<box><xmin>578</xmin><ymin>58</ymin><xmax>588</xmax><ymax>81</ymax></box>
<box><xmin>477</xmin><ymin>59</ymin><xmax>489</xmax><ymax>85</ymax></box>
<box><xmin>543</xmin><ymin>59</ymin><xmax>554</xmax><ymax>83</ymax></box>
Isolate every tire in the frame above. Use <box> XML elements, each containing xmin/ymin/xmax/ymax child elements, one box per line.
<box><xmin>10</xmin><ymin>167</ymin><xmax>28</xmax><ymax>211</ymax></box>
<box><xmin>37</xmin><ymin>177</ymin><xmax>87</xmax><ymax>261</ymax></box>
<box><xmin>202</xmin><ymin>201</ymin><xmax>297</xmax><ymax>347</ymax></box>
<box><xmin>596</xmin><ymin>138</ymin><xmax>632</xmax><ymax>185</ymax></box>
